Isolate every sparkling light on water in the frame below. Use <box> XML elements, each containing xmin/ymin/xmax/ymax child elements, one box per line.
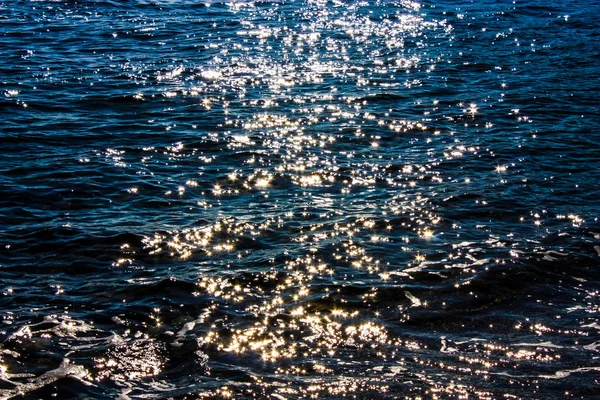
<box><xmin>1</xmin><ymin>0</ymin><xmax>599</xmax><ymax>398</ymax></box>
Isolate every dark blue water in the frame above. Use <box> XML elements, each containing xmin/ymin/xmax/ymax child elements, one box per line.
<box><xmin>1</xmin><ymin>0</ymin><xmax>600</xmax><ymax>398</ymax></box>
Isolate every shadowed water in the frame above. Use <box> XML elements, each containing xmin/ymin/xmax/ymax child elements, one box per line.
<box><xmin>1</xmin><ymin>0</ymin><xmax>600</xmax><ymax>398</ymax></box>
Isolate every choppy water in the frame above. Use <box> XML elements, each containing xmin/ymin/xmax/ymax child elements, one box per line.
<box><xmin>1</xmin><ymin>0</ymin><xmax>600</xmax><ymax>398</ymax></box>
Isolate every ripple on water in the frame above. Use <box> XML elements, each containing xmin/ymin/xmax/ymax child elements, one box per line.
<box><xmin>1</xmin><ymin>0</ymin><xmax>600</xmax><ymax>398</ymax></box>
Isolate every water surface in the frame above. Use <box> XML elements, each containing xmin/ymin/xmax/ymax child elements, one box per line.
<box><xmin>1</xmin><ymin>0</ymin><xmax>600</xmax><ymax>398</ymax></box>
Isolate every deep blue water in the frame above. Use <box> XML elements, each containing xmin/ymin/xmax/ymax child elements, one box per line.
<box><xmin>1</xmin><ymin>0</ymin><xmax>600</xmax><ymax>398</ymax></box>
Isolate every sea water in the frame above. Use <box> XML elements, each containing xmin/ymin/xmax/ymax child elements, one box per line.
<box><xmin>1</xmin><ymin>0</ymin><xmax>599</xmax><ymax>398</ymax></box>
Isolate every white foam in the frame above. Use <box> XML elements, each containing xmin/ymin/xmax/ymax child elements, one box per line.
<box><xmin>0</xmin><ymin>359</ymin><xmax>91</xmax><ymax>399</ymax></box>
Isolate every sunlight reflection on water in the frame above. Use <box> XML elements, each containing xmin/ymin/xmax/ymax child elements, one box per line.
<box><xmin>1</xmin><ymin>0</ymin><xmax>599</xmax><ymax>398</ymax></box>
